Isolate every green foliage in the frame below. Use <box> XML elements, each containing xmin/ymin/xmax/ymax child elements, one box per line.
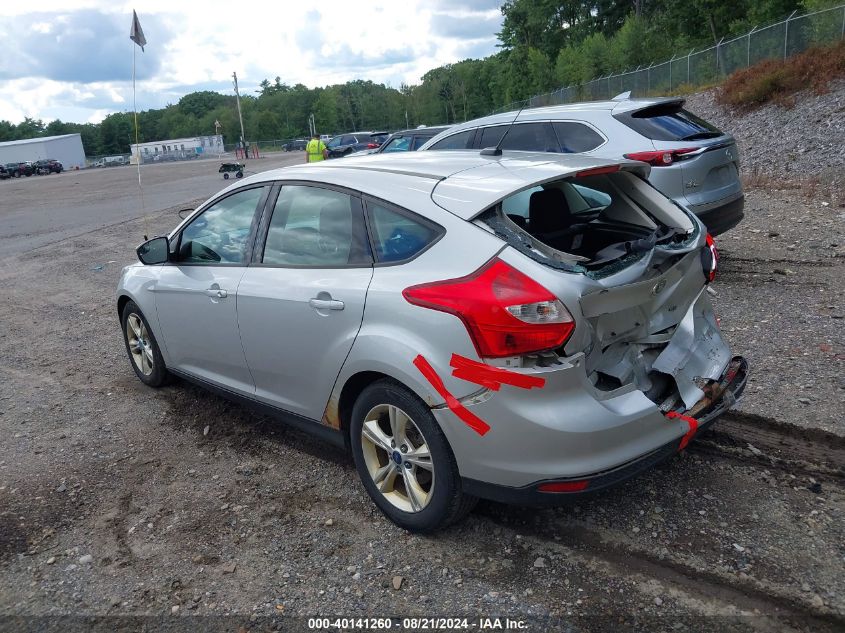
<box><xmin>178</xmin><ymin>91</ymin><xmax>232</xmax><ymax>119</ymax></box>
<box><xmin>717</xmin><ymin>39</ymin><xmax>845</xmax><ymax>108</ymax></box>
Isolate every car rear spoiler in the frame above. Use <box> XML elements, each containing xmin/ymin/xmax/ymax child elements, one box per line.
<box><xmin>611</xmin><ymin>97</ymin><xmax>686</xmax><ymax>117</ymax></box>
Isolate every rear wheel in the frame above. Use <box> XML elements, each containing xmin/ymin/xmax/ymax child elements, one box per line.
<box><xmin>350</xmin><ymin>380</ymin><xmax>476</xmax><ymax>532</ymax></box>
<box><xmin>236</xmin><ymin>171</ymin><xmax>243</xmax><ymax>178</ymax></box>
<box><xmin>223</xmin><ymin>172</ymin><xmax>229</xmax><ymax>180</ymax></box>
<box><xmin>121</xmin><ymin>301</ymin><xmax>169</xmax><ymax>387</ymax></box>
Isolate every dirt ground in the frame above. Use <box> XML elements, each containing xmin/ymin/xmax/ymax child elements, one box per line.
<box><xmin>0</xmin><ymin>164</ymin><xmax>843</xmax><ymax>633</ymax></box>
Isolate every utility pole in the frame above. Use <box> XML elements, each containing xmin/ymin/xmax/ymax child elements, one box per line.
<box><xmin>232</xmin><ymin>71</ymin><xmax>247</xmax><ymax>159</ymax></box>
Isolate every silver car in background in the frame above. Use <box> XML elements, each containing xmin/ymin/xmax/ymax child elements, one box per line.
<box><xmin>117</xmin><ymin>150</ymin><xmax>747</xmax><ymax>532</ymax></box>
<box><xmin>418</xmin><ymin>97</ymin><xmax>745</xmax><ymax>236</ymax></box>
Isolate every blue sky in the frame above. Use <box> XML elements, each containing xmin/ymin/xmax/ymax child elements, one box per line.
<box><xmin>0</xmin><ymin>0</ymin><xmax>503</xmax><ymax>124</ymax></box>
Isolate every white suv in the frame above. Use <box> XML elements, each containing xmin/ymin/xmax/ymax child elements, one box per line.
<box><xmin>419</xmin><ymin>97</ymin><xmax>744</xmax><ymax>236</ymax></box>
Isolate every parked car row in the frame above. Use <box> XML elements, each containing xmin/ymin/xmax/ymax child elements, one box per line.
<box><xmin>326</xmin><ymin>96</ymin><xmax>743</xmax><ymax>236</ymax></box>
<box><xmin>323</xmin><ymin>131</ymin><xmax>390</xmax><ymax>158</ymax></box>
<box><xmin>315</xmin><ymin>127</ymin><xmax>449</xmax><ymax>158</ymax></box>
<box><xmin>1</xmin><ymin>159</ymin><xmax>63</xmax><ymax>179</ymax></box>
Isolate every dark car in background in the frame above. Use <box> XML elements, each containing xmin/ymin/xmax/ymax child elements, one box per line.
<box><xmin>35</xmin><ymin>159</ymin><xmax>63</xmax><ymax>174</ymax></box>
<box><xmin>325</xmin><ymin>131</ymin><xmax>390</xmax><ymax>158</ymax></box>
<box><xmin>284</xmin><ymin>139</ymin><xmax>308</xmax><ymax>152</ymax></box>
<box><xmin>5</xmin><ymin>162</ymin><xmax>33</xmax><ymax>177</ymax></box>
<box><xmin>371</xmin><ymin>126</ymin><xmax>452</xmax><ymax>154</ymax></box>
<box><xmin>0</xmin><ymin>164</ymin><xmax>9</xmax><ymax>180</ymax></box>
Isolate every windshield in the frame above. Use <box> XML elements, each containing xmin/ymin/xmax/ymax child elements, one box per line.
<box><xmin>382</xmin><ymin>137</ymin><xmax>411</xmax><ymax>153</ymax></box>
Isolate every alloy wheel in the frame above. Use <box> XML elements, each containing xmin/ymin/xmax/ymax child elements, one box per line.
<box><xmin>126</xmin><ymin>313</ymin><xmax>154</xmax><ymax>376</ymax></box>
<box><xmin>360</xmin><ymin>404</ymin><xmax>434</xmax><ymax>513</ymax></box>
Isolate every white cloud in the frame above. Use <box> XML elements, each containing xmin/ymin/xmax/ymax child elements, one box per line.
<box><xmin>0</xmin><ymin>1</ymin><xmax>503</xmax><ymax>124</ymax></box>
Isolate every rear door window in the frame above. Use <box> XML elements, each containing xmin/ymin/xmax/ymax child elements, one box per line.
<box><xmin>382</xmin><ymin>137</ymin><xmax>410</xmax><ymax>152</ymax></box>
<box><xmin>618</xmin><ymin>104</ymin><xmax>723</xmax><ymax>141</ymax></box>
<box><xmin>428</xmin><ymin>129</ymin><xmax>475</xmax><ymax>150</ymax></box>
<box><xmin>552</xmin><ymin>122</ymin><xmax>605</xmax><ymax>153</ymax></box>
<box><xmin>261</xmin><ymin>185</ymin><xmax>371</xmax><ymax>267</ymax></box>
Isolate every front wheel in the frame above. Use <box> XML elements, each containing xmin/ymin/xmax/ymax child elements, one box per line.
<box><xmin>223</xmin><ymin>172</ymin><xmax>229</xmax><ymax>180</ymax></box>
<box><xmin>121</xmin><ymin>300</ymin><xmax>169</xmax><ymax>387</ymax></box>
<box><xmin>236</xmin><ymin>171</ymin><xmax>243</xmax><ymax>178</ymax></box>
<box><xmin>350</xmin><ymin>380</ymin><xmax>476</xmax><ymax>532</ymax></box>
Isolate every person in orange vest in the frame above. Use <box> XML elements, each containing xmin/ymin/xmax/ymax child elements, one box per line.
<box><xmin>305</xmin><ymin>133</ymin><xmax>327</xmax><ymax>163</ymax></box>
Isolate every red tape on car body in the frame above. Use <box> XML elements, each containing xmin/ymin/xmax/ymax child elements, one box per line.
<box><xmin>449</xmin><ymin>354</ymin><xmax>546</xmax><ymax>391</ymax></box>
<box><xmin>413</xmin><ymin>355</ymin><xmax>491</xmax><ymax>437</ymax></box>
<box><xmin>666</xmin><ymin>410</ymin><xmax>699</xmax><ymax>451</ymax></box>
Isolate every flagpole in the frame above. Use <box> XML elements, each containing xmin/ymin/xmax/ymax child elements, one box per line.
<box><xmin>131</xmin><ymin>16</ymin><xmax>148</xmax><ymax>239</ymax></box>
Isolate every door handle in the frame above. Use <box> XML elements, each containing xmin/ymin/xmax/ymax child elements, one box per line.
<box><xmin>309</xmin><ymin>298</ymin><xmax>344</xmax><ymax>311</ymax></box>
<box><xmin>205</xmin><ymin>287</ymin><xmax>228</xmax><ymax>298</ymax></box>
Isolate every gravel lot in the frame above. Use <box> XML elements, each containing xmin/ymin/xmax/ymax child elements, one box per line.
<box><xmin>0</xmin><ymin>153</ymin><xmax>303</xmax><ymax>258</ymax></box>
<box><xmin>685</xmin><ymin>79</ymin><xmax>845</xmax><ymax>189</ymax></box>
<box><xmin>1</xmin><ymin>104</ymin><xmax>844</xmax><ymax>632</ymax></box>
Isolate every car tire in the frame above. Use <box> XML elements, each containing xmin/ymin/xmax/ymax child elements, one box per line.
<box><xmin>121</xmin><ymin>300</ymin><xmax>170</xmax><ymax>388</ymax></box>
<box><xmin>236</xmin><ymin>171</ymin><xmax>243</xmax><ymax>178</ymax></box>
<box><xmin>223</xmin><ymin>173</ymin><xmax>229</xmax><ymax>180</ymax></box>
<box><xmin>350</xmin><ymin>379</ymin><xmax>477</xmax><ymax>532</ymax></box>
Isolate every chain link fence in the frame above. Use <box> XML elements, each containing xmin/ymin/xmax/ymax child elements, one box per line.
<box><xmin>497</xmin><ymin>3</ymin><xmax>845</xmax><ymax>113</ymax></box>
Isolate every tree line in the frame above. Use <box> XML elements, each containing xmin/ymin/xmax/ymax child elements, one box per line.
<box><xmin>0</xmin><ymin>0</ymin><xmax>832</xmax><ymax>156</ymax></box>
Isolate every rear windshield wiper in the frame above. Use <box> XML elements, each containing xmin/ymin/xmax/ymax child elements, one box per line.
<box><xmin>679</xmin><ymin>131</ymin><xmax>722</xmax><ymax>141</ymax></box>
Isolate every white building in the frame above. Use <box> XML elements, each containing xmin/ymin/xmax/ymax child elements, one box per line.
<box><xmin>131</xmin><ymin>135</ymin><xmax>224</xmax><ymax>163</ymax></box>
<box><xmin>0</xmin><ymin>134</ymin><xmax>86</xmax><ymax>170</ymax></box>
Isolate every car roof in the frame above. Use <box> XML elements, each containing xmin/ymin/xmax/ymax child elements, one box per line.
<box><xmin>421</xmin><ymin>97</ymin><xmax>686</xmax><ymax>145</ymax></box>
<box><xmin>237</xmin><ymin>150</ymin><xmax>648</xmax><ymax>220</ymax></box>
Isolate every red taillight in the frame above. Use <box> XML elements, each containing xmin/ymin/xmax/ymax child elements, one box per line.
<box><xmin>624</xmin><ymin>147</ymin><xmax>698</xmax><ymax>167</ymax></box>
<box><xmin>537</xmin><ymin>480</ymin><xmax>589</xmax><ymax>493</ymax></box>
<box><xmin>367</xmin><ymin>143</ymin><xmax>379</xmax><ymax>149</ymax></box>
<box><xmin>705</xmin><ymin>232</ymin><xmax>718</xmax><ymax>283</ymax></box>
<box><xmin>403</xmin><ymin>258</ymin><xmax>575</xmax><ymax>358</ymax></box>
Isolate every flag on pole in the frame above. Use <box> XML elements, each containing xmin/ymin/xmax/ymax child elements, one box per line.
<box><xmin>130</xmin><ymin>10</ymin><xmax>146</xmax><ymax>51</ymax></box>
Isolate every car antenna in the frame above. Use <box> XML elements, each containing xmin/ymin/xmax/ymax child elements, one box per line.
<box><xmin>480</xmin><ymin>103</ymin><xmax>526</xmax><ymax>157</ymax></box>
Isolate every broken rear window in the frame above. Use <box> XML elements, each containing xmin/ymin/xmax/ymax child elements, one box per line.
<box><xmin>478</xmin><ymin>171</ymin><xmax>694</xmax><ymax>273</ymax></box>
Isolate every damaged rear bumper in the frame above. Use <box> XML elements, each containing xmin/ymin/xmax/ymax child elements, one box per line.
<box><xmin>461</xmin><ymin>356</ymin><xmax>748</xmax><ymax>505</ymax></box>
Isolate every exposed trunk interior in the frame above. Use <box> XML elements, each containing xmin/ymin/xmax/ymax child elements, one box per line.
<box><xmin>478</xmin><ymin>169</ymin><xmax>728</xmax><ymax>414</ymax></box>
<box><xmin>477</xmin><ymin>169</ymin><xmax>697</xmax><ymax>273</ymax></box>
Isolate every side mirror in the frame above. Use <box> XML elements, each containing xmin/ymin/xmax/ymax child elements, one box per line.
<box><xmin>137</xmin><ymin>236</ymin><xmax>170</xmax><ymax>265</ymax></box>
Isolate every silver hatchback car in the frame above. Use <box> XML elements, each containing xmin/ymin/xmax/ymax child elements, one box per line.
<box><xmin>117</xmin><ymin>151</ymin><xmax>748</xmax><ymax>532</ymax></box>
<box><xmin>418</xmin><ymin>97</ymin><xmax>744</xmax><ymax>236</ymax></box>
